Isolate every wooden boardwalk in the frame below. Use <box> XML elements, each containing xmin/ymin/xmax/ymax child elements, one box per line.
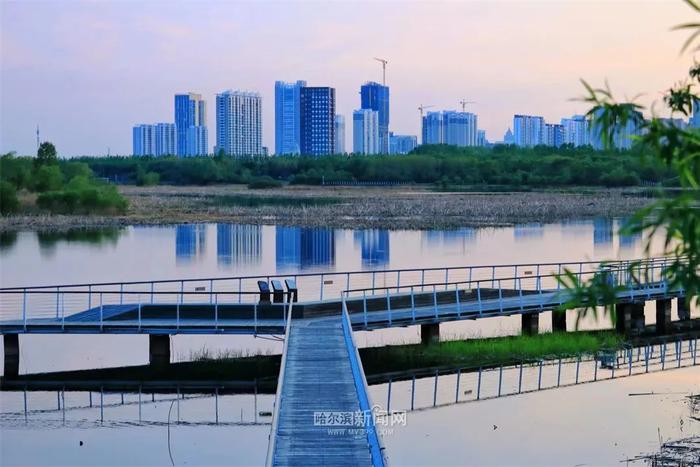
<box><xmin>271</xmin><ymin>317</ymin><xmax>374</xmax><ymax>466</ymax></box>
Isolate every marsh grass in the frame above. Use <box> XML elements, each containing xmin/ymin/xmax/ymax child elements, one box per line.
<box><xmin>359</xmin><ymin>331</ymin><xmax>624</xmax><ymax>374</ymax></box>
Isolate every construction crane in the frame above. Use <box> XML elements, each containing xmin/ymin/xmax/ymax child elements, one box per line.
<box><xmin>418</xmin><ymin>104</ymin><xmax>434</xmax><ymax>119</ymax></box>
<box><xmin>374</xmin><ymin>57</ymin><xmax>388</xmax><ymax>85</ymax></box>
<box><xmin>418</xmin><ymin>105</ymin><xmax>434</xmax><ymax>145</ymax></box>
<box><xmin>459</xmin><ymin>99</ymin><xmax>477</xmax><ymax>112</ymax></box>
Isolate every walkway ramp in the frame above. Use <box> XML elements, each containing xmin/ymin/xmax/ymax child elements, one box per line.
<box><xmin>271</xmin><ymin>316</ymin><xmax>376</xmax><ymax>466</ymax></box>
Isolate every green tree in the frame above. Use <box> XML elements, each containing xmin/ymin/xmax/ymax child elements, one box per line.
<box><xmin>559</xmin><ymin>0</ymin><xmax>700</xmax><ymax>319</ymax></box>
<box><xmin>0</xmin><ymin>181</ymin><xmax>19</xmax><ymax>214</ymax></box>
<box><xmin>36</xmin><ymin>141</ymin><xmax>58</xmax><ymax>166</ymax></box>
<box><xmin>34</xmin><ymin>165</ymin><xmax>64</xmax><ymax>192</ymax></box>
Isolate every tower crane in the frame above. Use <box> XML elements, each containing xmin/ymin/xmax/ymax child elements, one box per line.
<box><xmin>374</xmin><ymin>57</ymin><xmax>388</xmax><ymax>85</ymax></box>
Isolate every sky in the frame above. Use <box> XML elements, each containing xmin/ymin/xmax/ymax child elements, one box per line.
<box><xmin>0</xmin><ymin>0</ymin><xmax>695</xmax><ymax>156</ymax></box>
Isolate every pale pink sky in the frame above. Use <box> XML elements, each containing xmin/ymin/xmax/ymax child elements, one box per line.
<box><xmin>0</xmin><ymin>0</ymin><xmax>694</xmax><ymax>156</ymax></box>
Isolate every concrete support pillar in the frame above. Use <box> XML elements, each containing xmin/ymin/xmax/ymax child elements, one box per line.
<box><xmin>551</xmin><ymin>311</ymin><xmax>567</xmax><ymax>332</ymax></box>
<box><xmin>149</xmin><ymin>334</ymin><xmax>170</xmax><ymax>366</ymax></box>
<box><xmin>678</xmin><ymin>297</ymin><xmax>690</xmax><ymax>321</ymax></box>
<box><xmin>3</xmin><ymin>334</ymin><xmax>19</xmax><ymax>378</ymax></box>
<box><xmin>522</xmin><ymin>313</ymin><xmax>539</xmax><ymax>336</ymax></box>
<box><xmin>656</xmin><ymin>299</ymin><xmax>672</xmax><ymax>335</ymax></box>
<box><xmin>616</xmin><ymin>303</ymin><xmax>632</xmax><ymax>334</ymax></box>
<box><xmin>630</xmin><ymin>302</ymin><xmax>646</xmax><ymax>333</ymax></box>
<box><xmin>420</xmin><ymin>323</ymin><xmax>440</xmax><ymax>345</ymax></box>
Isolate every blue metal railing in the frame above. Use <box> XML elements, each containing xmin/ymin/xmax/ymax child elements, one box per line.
<box><xmin>342</xmin><ymin>299</ymin><xmax>387</xmax><ymax>467</ymax></box>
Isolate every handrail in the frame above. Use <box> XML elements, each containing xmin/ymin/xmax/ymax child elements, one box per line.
<box><xmin>341</xmin><ymin>262</ymin><xmax>672</xmax><ymax>295</ymax></box>
<box><xmin>265</xmin><ymin>297</ymin><xmax>294</xmax><ymax>466</ymax></box>
<box><xmin>341</xmin><ymin>297</ymin><xmax>387</xmax><ymax>467</ymax></box>
<box><xmin>0</xmin><ymin>256</ymin><xmax>675</xmax><ymax>291</ymax></box>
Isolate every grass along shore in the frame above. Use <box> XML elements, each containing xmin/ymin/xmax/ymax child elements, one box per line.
<box><xmin>0</xmin><ymin>184</ymin><xmax>655</xmax><ymax>232</ymax></box>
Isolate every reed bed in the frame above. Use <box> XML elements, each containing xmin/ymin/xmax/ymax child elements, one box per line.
<box><xmin>0</xmin><ymin>185</ymin><xmax>654</xmax><ymax>231</ymax></box>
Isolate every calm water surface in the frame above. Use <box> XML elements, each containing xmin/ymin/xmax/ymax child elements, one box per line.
<box><xmin>1</xmin><ymin>219</ymin><xmax>698</xmax><ymax>466</ymax></box>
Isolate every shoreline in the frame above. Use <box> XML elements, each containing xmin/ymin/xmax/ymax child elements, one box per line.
<box><xmin>0</xmin><ymin>184</ymin><xmax>656</xmax><ymax>232</ymax></box>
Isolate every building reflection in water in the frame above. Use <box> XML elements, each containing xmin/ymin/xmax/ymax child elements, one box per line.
<box><xmin>422</xmin><ymin>229</ymin><xmax>476</xmax><ymax>254</ymax></box>
<box><xmin>353</xmin><ymin>229</ymin><xmax>390</xmax><ymax>267</ymax></box>
<box><xmin>216</xmin><ymin>224</ymin><xmax>262</xmax><ymax>266</ymax></box>
<box><xmin>513</xmin><ymin>223</ymin><xmax>544</xmax><ymax>240</ymax></box>
<box><xmin>560</xmin><ymin>219</ymin><xmax>592</xmax><ymax>238</ymax></box>
<box><xmin>175</xmin><ymin>224</ymin><xmax>206</xmax><ymax>263</ymax></box>
<box><xmin>593</xmin><ymin>218</ymin><xmax>613</xmax><ymax>247</ymax></box>
<box><xmin>275</xmin><ymin>226</ymin><xmax>335</xmax><ymax>270</ymax></box>
<box><xmin>618</xmin><ymin>218</ymin><xmax>642</xmax><ymax>250</ymax></box>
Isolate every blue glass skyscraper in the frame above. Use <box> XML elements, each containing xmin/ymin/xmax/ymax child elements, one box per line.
<box><xmin>360</xmin><ymin>82</ymin><xmax>390</xmax><ymax>153</ymax></box>
<box><xmin>275</xmin><ymin>80</ymin><xmax>306</xmax><ymax>155</ymax></box>
<box><xmin>300</xmin><ymin>87</ymin><xmax>335</xmax><ymax>156</ymax></box>
<box><xmin>175</xmin><ymin>93</ymin><xmax>207</xmax><ymax>156</ymax></box>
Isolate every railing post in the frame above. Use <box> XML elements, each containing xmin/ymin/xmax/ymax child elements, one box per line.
<box><xmin>238</xmin><ymin>278</ymin><xmax>242</xmax><ymax>304</ymax></box>
<box><xmin>498</xmin><ymin>280</ymin><xmax>503</xmax><ymax>315</ymax></box>
<box><xmin>209</xmin><ymin>279</ymin><xmax>213</xmax><ymax>304</ymax></box>
<box><xmin>433</xmin><ymin>371</ymin><xmax>438</xmax><ymax>406</ymax></box>
<box><xmin>150</xmin><ymin>282</ymin><xmax>154</xmax><ymax>304</ymax></box>
<box><xmin>176</xmin><ymin>303</ymin><xmax>180</xmax><ymax>330</ymax></box>
<box><xmin>397</xmin><ymin>270</ymin><xmax>401</xmax><ymax>293</ymax></box>
<box><xmin>538</xmin><ymin>360</ymin><xmax>543</xmax><ymax>390</ymax></box>
<box><xmin>55</xmin><ymin>287</ymin><xmax>60</xmax><ymax>318</ymax></box>
<box><xmin>491</xmin><ymin>266</ymin><xmax>495</xmax><ymax>288</ymax></box>
<box><xmin>363</xmin><ymin>290</ymin><xmax>368</xmax><ymax>329</ymax></box>
<box><xmin>557</xmin><ymin>358</ymin><xmax>562</xmax><ymax>386</ymax></box>
<box><xmin>99</xmin><ymin>293</ymin><xmax>103</xmax><ymax>331</ymax></box>
<box><xmin>61</xmin><ymin>292</ymin><xmax>65</xmax><ymax>330</ymax></box>
<box><xmin>411</xmin><ymin>376</ymin><xmax>416</xmax><ymax>410</ymax></box>
<box><xmin>320</xmin><ymin>274</ymin><xmax>324</xmax><ymax>301</ymax></box>
<box><xmin>476</xmin><ymin>367</ymin><xmax>482</xmax><ymax>400</ymax></box>
<box><xmin>346</xmin><ymin>273</ymin><xmax>350</xmax><ymax>295</ymax></box>
<box><xmin>372</xmin><ymin>271</ymin><xmax>376</xmax><ymax>294</ymax></box>
<box><xmin>536</xmin><ymin>265</ymin><xmax>541</xmax><ymax>291</ymax></box>
<box><xmin>410</xmin><ymin>286</ymin><xmax>416</xmax><ymax>323</ymax></box>
<box><xmin>433</xmin><ymin>285</ymin><xmax>438</xmax><ymax>318</ymax></box>
<box><xmin>138</xmin><ymin>303</ymin><xmax>142</xmax><ymax>332</ymax></box>
<box><xmin>120</xmin><ymin>284</ymin><xmax>124</xmax><ymax>305</ymax></box>
<box><xmin>387</xmin><ymin>379</ymin><xmax>392</xmax><ymax>413</ymax></box>
<box><xmin>88</xmin><ymin>285</ymin><xmax>92</xmax><ymax>310</ymax></box>
<box><xmin>455</xmin><ymin>369</ymin><xmax>461</xmax><ymax>403</ymax></box>
<box><xmin>444</xmin><ymin>269</ymin><xmax>448</xmax><ymax>291</ymax></box>
<box><xmin>421</xmin><ymin>270</ymin><xmax>425</xmax><ymax>292</ymax></box>
<box><xmin>477</xmin><ymin>282</ymin><xmax>483</xmax><ymax>316</ymax></box>
<box><xmin>518</xmin><ymin>363</ymin><xmax>523</xmax><ymax>393</ymax></box>
<box><xmin>179</xmin><ymin>281</ymin><xmax>184</xmax><ymax>304</ymax></box>
<box><xmin>455</xmin><ymin>287</ymin><xmax>461</xmax><ymax>318</ymax></box>
<box><xmin>254</xmin><ymin>303</ymin><xmax>258</xmax><ymax>335</ymax></box>
<box><xmin>575</xmin><ymin>356</ymin><xmax>580</xmax><ymax>384</ymax></box>
<box><xmin>498</xmin><ymin>365</ymin><xmax>503</xmax><ymax>396</ymax></box>
<box><xmin>22</xmin><ymin>289</ymin><xmax>27</xmax><ymax>331</ymax></box>
<box><xmin>386</xmin><ymin>288</ymin><xmax>392</xmax><ymax>326</ymax></box>
<box><xmin>215</xmin><ymin>294</ymin><xmax>219</xmax><ymax>330</ymax></box>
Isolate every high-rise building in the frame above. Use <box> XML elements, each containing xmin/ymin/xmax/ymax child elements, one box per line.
<box><xmin>155</xmin><ymin>123</ymin><xmax>176</xmax><ymax>156</ymax></box>
<box><xmin>544</xmin><ymin>123</ymin><xmax>564</xmax><ymax>147</ymax></box>
<box><xmin>590</xmin><ymin>108</ymin><xmax>644</xmax><ymax>150</ymax></box>
<box><xmin>422</xmin><ymin>111</ymin><xmax>444</xmax><ymax>145</ymax></box>
<box><xmin>334</xmin><ymin>115</ymin><xmax>345</xmax><ymax>154</ymax></box>
<box><xmin>421</xmin><ymin>111</ymin><xmax>478</xmax><ymax>147</ymax></box>
<box><xmin>274</xmin><ymin>80</ymin><xmax>306</xmax><ymax>155</ymax></box>
<box><xmin>561</xmin><ymin>115</ymin><xmax>590</xmax><ymax>147</ymax></box>
<box><xmin>513</xmin><ymin>115</ymin><xmax>545</xmax><ymax>147</ymax></box>
<box><xmin>360</xmin><ymin>82</ymin><xmax>390</xmax><ymax>153</ymax></box>
<box><xmin>300</xmin><ymin>87</ymin><xmax>335</xmax><ymax>156</ymax></box>
<box><xmin>389</xmin><ymin>133</ymin><xmax>417</xmax><ymax>154</ymax></box>
<box><xmin>187</xmin><ymin>126</ymin><xmax>208</xmax><ymax>156</ymax></box>
<box><xmin>132</xmin><ymin>124</ymin><xmax>155</xmax><ymax>156</ymax></box>
<box><xmin>503</xmin><ymin>128</ymin><xmax>515</xmax><ymax>145</ymax></box>
<box><xmin>443</xmin><ymin>111</ymin><xmax>478</xmax><ymax>147</ymax></box>
<box><xmin>215</xmin><ymin>90</ymin><xmax>263</xmax><ymax>156</ymax></box>
<box><xmin>353</xmin><ymin>109</ymin><xmax>379</xmax><ymax>154</ymax></box>
<box><xmin>175</xmin><ymin>93</ymin><xmax>207</xmax><ymax>156</ymax></box>
<box><xmin>477</xmin><ymin>130</ymin><xmax>487</xmax><ymax>147</ymax></box>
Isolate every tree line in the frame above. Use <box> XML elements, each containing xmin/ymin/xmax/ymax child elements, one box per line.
<box><xmin>74</xmin><ymin>143</ymin><xmax>673</xmax><ymax>188</ymax></box>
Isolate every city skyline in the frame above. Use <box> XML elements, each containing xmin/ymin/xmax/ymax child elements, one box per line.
<box><xmin>0</xmin><ymin>1</ymin><xmax>692</xmax><ymax>156</ymax></box>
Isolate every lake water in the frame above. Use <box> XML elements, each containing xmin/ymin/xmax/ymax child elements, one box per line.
<box><xmin>1</xmin><ymin>219</ymin><xmax>698</xmax><ymax>465</ymax></box>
